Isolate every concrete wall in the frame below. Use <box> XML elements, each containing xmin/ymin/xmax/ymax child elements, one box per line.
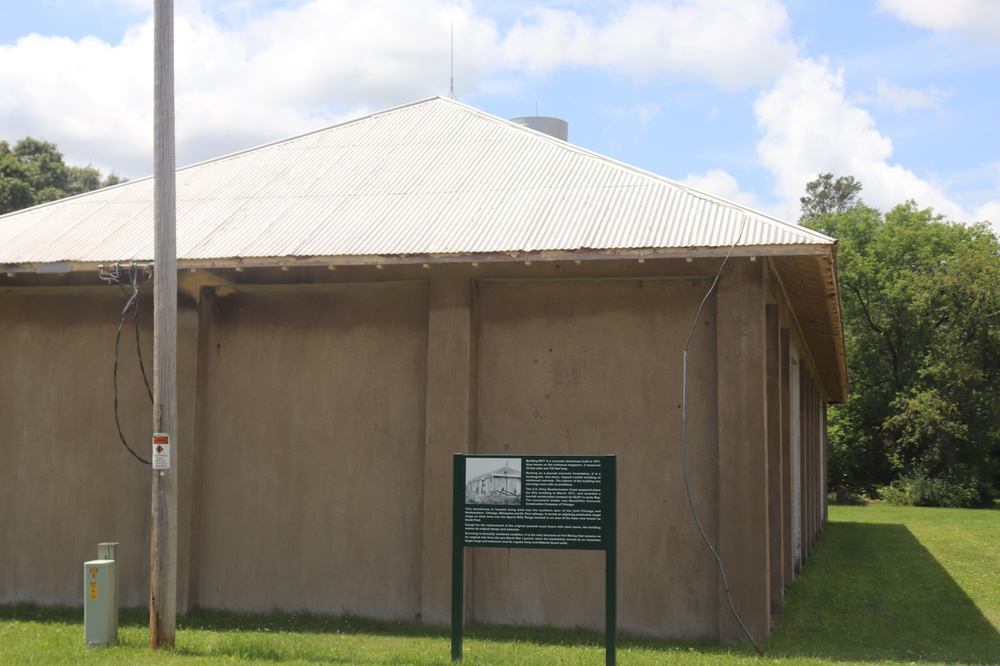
<box><xmin>472</xmin><ymin>278</ymin><xmax>719</xmax><ymax>637</ymax></box>
<box><xmin>0</xmin><ymin>257</ymin><xmax>832</xmax><ymax>642</ymax></box>
<box><xmin>190</xmin><ymin>283</ymin><xmax>429</xmax><ymax>620</ymax></box>
<box><xmin>0</xmin><ymin>286</ymin><xmax>198</xmax><ymax>608</ymax></box>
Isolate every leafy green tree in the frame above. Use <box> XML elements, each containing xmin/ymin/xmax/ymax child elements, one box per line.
<box><xmin>0</xmin><ymin>142</ymin><xmax>35</xmax><ymax>213</ymax></box>
<box><xmin>802</xmin><ymin>175</ymin><xmax>1000</xmax><ymax>506</ymax></box>
<box><xmin>0</xmin><ymin>137</ymin><xmax>124</xmax><ymax>215</ymax></box>
<box><xmin>800</xmin><ymin>172</ymin><xmax>863</xmax><ymax>218</ymax></box>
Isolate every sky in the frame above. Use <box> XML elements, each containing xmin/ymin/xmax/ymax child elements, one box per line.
<box><xmin>1</xmin><ymin>0</ymin><xmax>999</xmax><ymax>231</ymax></box>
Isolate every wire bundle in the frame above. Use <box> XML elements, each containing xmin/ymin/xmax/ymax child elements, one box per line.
<box><xmin>106</xmin><ymin>262</ymin><xmax>154</xmax><ymax>465</ymax></box>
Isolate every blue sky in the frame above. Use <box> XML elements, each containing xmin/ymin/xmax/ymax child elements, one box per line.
<box><xmin>2</xmin><ymin>0</ymin><xmax>998</xmax><ymax>229</ymax></box>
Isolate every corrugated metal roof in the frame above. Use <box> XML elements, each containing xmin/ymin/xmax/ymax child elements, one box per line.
<box><xmin>0</xmin><ymin>97</ymin><xmax>834</xmax><ymax>268</ymax></box>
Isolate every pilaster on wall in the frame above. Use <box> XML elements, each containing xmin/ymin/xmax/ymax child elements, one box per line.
<box><xmin>779</xmin><ymin>329</ymin><xmax>794</xmax><ymax>588</ymax></box>
<box><xmin>803</xmin><ymin>368</ymin><xmax>814</xmax><ymax>559</ymax></box>
<box><xmin>821</xmin><ymin>408</ymin><xmax>828</xmax><ymax>526</ymax></box>
<box><xmin>716</xmin><ymin>258</ymin><xmax>770</xmax><ymax>645</ymax></box>
<box><xmin>765</xmin><ymin>305</ymin><xmax>783</xmax><ymax>617</ymax></box>
<box><xmin>184</xmin><ymin>289</ymin><xmax>214</xmax><ymax>612</ymax></box>
<box><xmin>800</xmin><ymin>368</ymin><xmax>823</xmax><ymax>559</ymax></box>
<box><xmin>420</xmin><ymin>276</ymin><xmax>474</xmax><ymax>625</ymax></box>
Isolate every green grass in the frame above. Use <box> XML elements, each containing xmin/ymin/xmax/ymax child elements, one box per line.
<box><xmin>769</xmin><ymin>502</ymin><xmax>999</xmax><ymax>664</ymax></box>
<box><xmin>1</xmin><ymin>503</ymin><xmax>997</xmax><ymax>665</ymax></box>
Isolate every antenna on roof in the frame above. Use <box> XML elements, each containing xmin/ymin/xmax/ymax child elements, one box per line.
<box><xmin>448</xmin><ymin>23</ymin><xmax>457</xmax><ymax>100</ymax></box>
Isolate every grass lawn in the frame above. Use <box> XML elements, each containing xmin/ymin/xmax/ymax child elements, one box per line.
<box><xmin>1</xmin><ymin>503</ymin><xmax>997</xmax><ymax>665</ymax></box>
<box><xmin>769</xmin><ymin>502</ymin><xmax>999</xmax><ymax>664</ymax></box>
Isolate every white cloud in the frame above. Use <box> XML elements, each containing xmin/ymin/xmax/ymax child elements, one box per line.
<box><xmin>0</xmin><ymin>0</ymin><xmax>798</xmax><ymax>179</ymax></box>
<box><xmin>500</xmin><ymin>0</ymin><xmax>797</xmax><ymax>89</ymax></box>
<box><xmin>755</xmin><ymin>59</ymin><xmax>887</xmax><ymax>200</ymax></box>
<box><xmin>236</xmin><ymin>0</ymin><xmax>498</xmax><ymax>108</ymax></box>
<box><xmin>971</xmin><ymin>165</ymin><xmax>1000</xmax><ymax>233</ymax></box>
<box><xmin>973</xmin><ymin>201</ymin><xmax>1000</xmax><ymax>231</ymax></box>
<box><xmin>862</xmin><ymin>79</ymin><xmax>953</xmax><ymax>114</ymax></box>
<box><xmin>877</xmin><ymin>0</ymin><xmax>1000</xmax><ymax>43</ymax></box>
<box><xmin>171</xmin><ymin>0</ymin><xmax>502</xmax><ymax>163</ymax></box>
<box><xmin>0</xmin><ymin>0</ymin><xmax>498</xmax><ymax>177</ymax></box>
<box><xmin>0</xmin><ymin>30</ymin><xmax>151</xmax><ymax>175</ymax></box>
<box><xmin>753</xmin><ymin>58</ymin><xmax>976</xmax><ymax>222</ymax></box>
<box><xmin>680</xmin><ymin>168</ymin><xmax>761</xmax><ymax>209</ymax></box>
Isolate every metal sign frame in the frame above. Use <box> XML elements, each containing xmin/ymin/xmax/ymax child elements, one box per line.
<box><xmin>451</xmin><ymin>454</ymin><xmax>617</xmax><ymax>665</ymax></box>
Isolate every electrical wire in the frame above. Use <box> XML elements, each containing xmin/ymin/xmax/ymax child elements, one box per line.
<box><xmin>111</xmin><ymin>263</ymin><xmax>153</xmax><ymax>465</ymax></box>
<box><xmin>680</xmin><ymin>214</ymin><xmax>765</xmax><ymax>656</ymax></box>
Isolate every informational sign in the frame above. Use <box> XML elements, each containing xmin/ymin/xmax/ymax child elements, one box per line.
<box><xmin>151</xmin><ymin>433</ymin><xmax>170</xmax><ymax>470</ymax></box>
<box><xmin>461</xmin><ymin>456</ymin><xmax>612</xmax><ymax>549</ymax></box>
<box><xmin>452</xmin><ymin>454</ymin><xmax>617</xmax><ymax>665</ymax></box>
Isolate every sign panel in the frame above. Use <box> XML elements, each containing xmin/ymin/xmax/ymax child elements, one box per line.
<box><xmin>461</xmin><ymin>456</ymin><xmax>612</xmax><ymax>549</ymax></box>
<box><xmin>151</xmin><ymin>433</ymin><xmax>170</xmax><ymax>470</ymax></box>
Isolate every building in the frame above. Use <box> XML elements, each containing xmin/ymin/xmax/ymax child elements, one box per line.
<box><xmin>466</xmin><ymin>463</ymin><xmax>522</xmax><ymax>503</ymax></box>
<box><xmin>0</xmin><ymin>97</ymin><xmax>845</xmax><ymax>644</ymax></box>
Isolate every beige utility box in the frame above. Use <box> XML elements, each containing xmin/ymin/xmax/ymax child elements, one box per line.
<box><xmin>83</xmin><ymin>559</ymin><xmax>116</xmax><ymax>647</ymax></box>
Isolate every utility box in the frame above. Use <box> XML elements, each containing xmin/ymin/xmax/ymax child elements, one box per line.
<box><xmin>84</xmin><ymin>559</ymin><xmax>116</xmax><ymax>647</ymax></box>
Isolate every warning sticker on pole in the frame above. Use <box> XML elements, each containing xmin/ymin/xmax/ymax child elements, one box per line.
<box><xmin>152</xmin><ymin>433</ymin><xmax>170</xmax><ymax>470</ymax></box>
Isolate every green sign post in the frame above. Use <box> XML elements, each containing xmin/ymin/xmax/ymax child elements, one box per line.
<box><xmin>451</xmin><ymin>454</ymin><xmax>617</xmax><ymax>665</ymax></box>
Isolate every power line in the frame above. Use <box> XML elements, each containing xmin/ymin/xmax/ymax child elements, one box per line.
<box><xmin>103</xmin><ymin>262</ymin><xmax>153</xmax><ymax>465</ymax></box>
<box><xmin>678</xmin><ymin>214</ymin><xmax>765</xmax><ymax>656</ymax></box>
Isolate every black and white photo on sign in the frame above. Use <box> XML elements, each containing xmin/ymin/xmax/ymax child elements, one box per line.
<box><xmin>465</xmin><ymin>457</ymin><xmax>522</xmax><ymax>505</ymax></box>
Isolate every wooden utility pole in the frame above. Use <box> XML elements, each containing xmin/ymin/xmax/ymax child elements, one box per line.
<box><xmin>151</xmin><ymin>0</ymin><xmax>178</xmax><ymax>649</ymax></box>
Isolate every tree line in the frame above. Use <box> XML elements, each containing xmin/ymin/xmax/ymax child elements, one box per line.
<box><xmin>1</xmin><ymin>137</ymin><xmax>123</xmax><ymax>215</ymax></box>
<box><xmin>801</xmin><ymin>174</ymin><xmax>1000</xmax><ymax>507</ymax></box>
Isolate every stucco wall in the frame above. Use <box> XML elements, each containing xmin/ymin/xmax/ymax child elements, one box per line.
<box><xmin>471</xmin><ymin>279</ymin><xmax>720</xmax><ymax>637</ymax></box>
<box><xmin>189</xmin><ymin>283</ymin><xmax>429</xmax><ymax>620</ymax></box>
<box><xmin>0</xmin><ymin>287</ymin><xmax>198</xmax><ymax>608</ymax></box>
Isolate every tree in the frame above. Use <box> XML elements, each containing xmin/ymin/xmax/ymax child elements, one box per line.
<box><xmin>801</xmin><ymin>175</ymin><xmax>1000</xmax><ymax>506</ymax></box>
<box><xmin>800</xmin><ymin>172</ymin><xmax>863</xmax><ymax>218</ymax></box>
<box><xmin>0</xmin><ymin>137</ymin><xmax>124</xmax><ymax>215</ymax></box>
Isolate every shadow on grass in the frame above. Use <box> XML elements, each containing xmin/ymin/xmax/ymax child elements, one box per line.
<box><xmin>0</xmin><ymin>601</ymin><xmax>741</xmax><ymax>662</ymax></box>
<box><xmin>770</xmin><ymin>521</ymin><xmax>1000</xmax><ymax>663</ymax></box>
<box><xmin>201</xmin><ymin>609</ymin><xmax>742</xmax><ymax>650</ymax></box>
<box><xmin>177</xmin><ymin>607</ymin><xmax>446</xmax><ymax>638</ymax></box>
<box><xmin>176</xmin><ymin>607</ymin><xmax>685</xmax><ymax>651</ymax></box>
<box><xmin>0</xmin><ymin>602</ymin><xmax>80</xmax><ymax>624</ymax></box>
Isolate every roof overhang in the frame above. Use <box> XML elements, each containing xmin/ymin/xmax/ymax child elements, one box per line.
<box><xmin>3</xmin><ymin>244</ymin><xmax>848</xmax><ymax>405</ymax></box>
<box><xmin>770</xmin><ymin>246</ymin><xmax>848</xmax><ymax>404</ymax></box>
<box><xmin>2</xmin><ymin>242</ymin><xmax>839</xmax><ymax>274</ymax></box>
